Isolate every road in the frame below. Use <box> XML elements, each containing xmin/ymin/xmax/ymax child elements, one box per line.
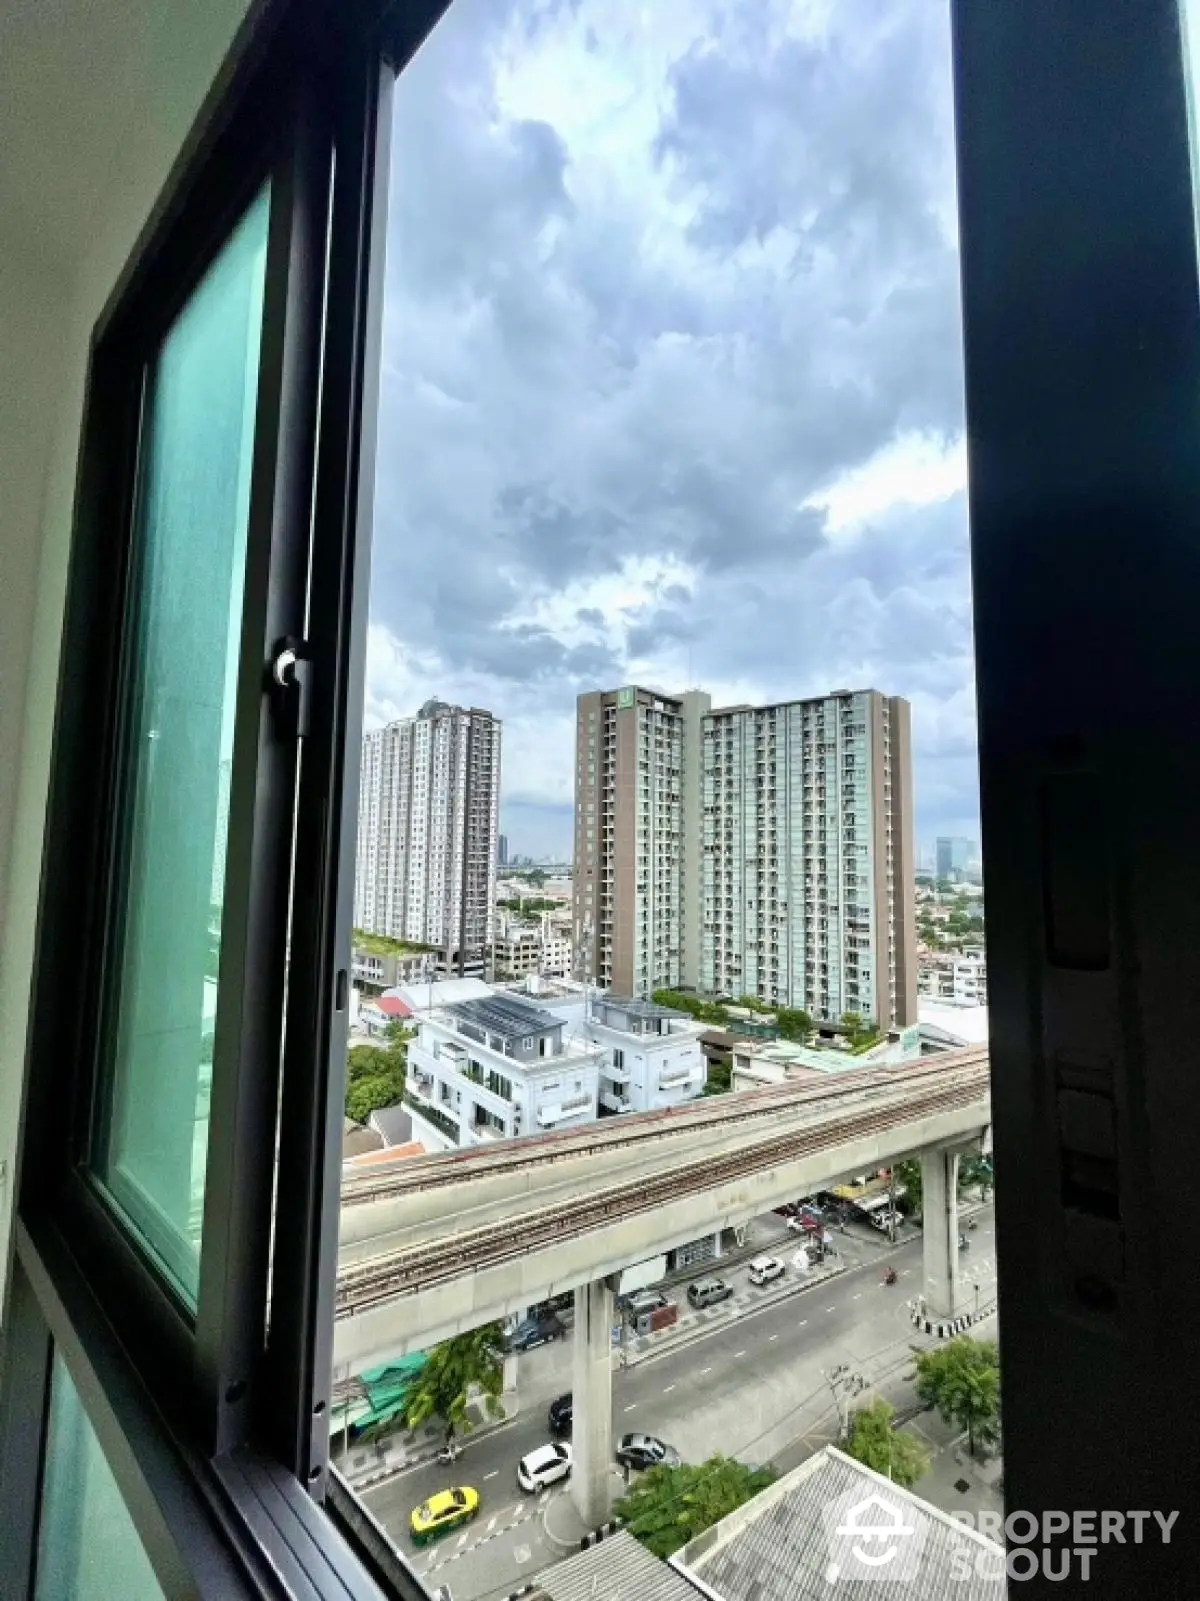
<box><xmin>363</xmin><ymin>1207</ymin><xmax>998</xmax><ymax>1601</ymax></box>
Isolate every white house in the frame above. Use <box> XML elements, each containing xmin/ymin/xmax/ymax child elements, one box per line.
<box><xmin>919</xmin><ymin>949</ymin><xmax>988</xmax><ymax>1007</ymax></box>
<box><xmin>405</xmin><ymin>992</ymin><xmax>602</xmax><ymax>1151</ymax></box>
<box><xmin>582</xmin><ymin>995</ymin><xmax>706</xmax><ymax>1114</ymax></box>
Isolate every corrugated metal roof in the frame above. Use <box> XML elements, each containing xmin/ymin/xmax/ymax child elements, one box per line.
<box><xmin>533</xmin><ymin>1531</ymin><xmax>699</xmax><ymax>1601</ymax></box>
<box><xmin>674</xmin><ymin>1447</ymin><xmax>1005</xmax><ymax>1601</ymax></box>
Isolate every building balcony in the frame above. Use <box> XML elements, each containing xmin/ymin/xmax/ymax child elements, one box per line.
<box><xmin>600</xmin><ymin>1089</ymin><xmax>633</xmax><ymax>1114</ymax></box>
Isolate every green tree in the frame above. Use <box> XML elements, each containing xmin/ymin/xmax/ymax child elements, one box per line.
<box><xmin>345</xmin><ymin>1022</ymin><xmax>409</xmax><ymax>1124</ymax></box>
<box><xmin>703</xmin><ymin>1058</ymin><xmax>732</xmax><ymax>1095</ymax></box>
<box><xmin>959</xmin><ymin>1154</ymin><xmax>994</xmax><ymax>1200</ymax></box>
<box><xmin>895</xmin><ymin>1159</ymin><xmax>923</xmax><ymax>1216</ymax></box>
<box><xmin>775</xmin><ymin>1007</ymin><xmax>815</xmax><ymax>1043</ymax></box>
<box><xmin>616</xmin><ymin>1456</ymin><xmax>776</xmax><ymax>1559</ymax></box>
<box><xmin>844</xmin><ymin>1400</ymin><xmax>929</xmax><ymax>1487</ymax></box>
<box><xmin>915</xmin><ymin>1336</ymin><xmax>1001</xmax><ymax>1459</ymax></box>
<box><xmin>402</xmin><ymin>1324</ymin><xmax>506</xmax><ymax>1442</ymax></box>
<box><xmin>652</xmin><ymin>989</ymin><xmax>729</xmax><ymax>1027</ymax></box>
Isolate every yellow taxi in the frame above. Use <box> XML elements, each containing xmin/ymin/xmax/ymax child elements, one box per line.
<box><xmin>409</xmin><ymin>1486</ymin><xmax>481</xmax><ymax>1544</ymax></box>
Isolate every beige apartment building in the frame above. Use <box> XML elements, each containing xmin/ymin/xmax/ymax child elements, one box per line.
<box><xmin>574</xmin><ymin>686</ymin><xmax>917</xmax><ymax>1028</ymax></box>
<box><xmin>573</xmin><ymin>685</ymin><xmax>710</xmax><ymax>996</ymax></box>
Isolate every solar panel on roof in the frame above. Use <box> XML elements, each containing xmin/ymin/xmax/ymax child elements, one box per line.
<box><xmin>451</xmin><ymin>994</ymin><xmax>553</xmax><ymax>1037</ymax></box>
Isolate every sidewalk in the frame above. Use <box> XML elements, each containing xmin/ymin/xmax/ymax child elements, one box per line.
<box><xmin>332</xmin><ymin>1390</ymin><xmax>520</xmax><ymax>1491</ymax></box>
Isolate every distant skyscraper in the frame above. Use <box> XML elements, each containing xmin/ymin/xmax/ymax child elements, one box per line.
<box><xmin>498</xmin><ymin>833</ymin><xmax>509</xmax><ymax>867</ymax></box>
<box><xmin>574</xmin><ymin>685</ymin><xmax>917</xmax><ymax>1028</ymax></box>
<box><xmin>355</xmin><ymin>699</ymin><xmax>501</xmax><ymax>977</ymax></box>
<box><xmin>936</xmin><ymin>836</ymin><xmax>975</xmax><ymax>882</ymax></box>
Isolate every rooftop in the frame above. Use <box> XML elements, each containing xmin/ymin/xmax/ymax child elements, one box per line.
<box><xmin>370</xmin><ymin>994</ymin><xmax>412</xmax><ymax>1018</ymax></box>
<box><xmin>598</xmin><ymin>996</ymin><xmax>684</xmax><ymax>1022</ymax></box>
<box><xmin>392</xmin><ymin>976</ymin><xmax>492</xmax><ymax>1012</ymax></box>
<box><xmin>672</xmin><ymin>1445</ymin><xmax>1004</xmax><ymax>1601</ymax></box>
<box><xmin>450</xmin><ymin>992</ymin><xmax>559</xmax><ymax>1040</ymax></box>
<box><xmin>527</xmin><ymin>1529</ymin><xmax>697</xmax><ymax>1601</ymax></box>
<box><xmin>918</xmin><ymin>1001</ymin><xmax>990</xmax><ymax>1044</ymax></box>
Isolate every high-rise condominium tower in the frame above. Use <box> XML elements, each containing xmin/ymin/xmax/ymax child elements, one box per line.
<box><xmin>355</xmin><ymin>699</ymin><xmax>501</xmax><ymax>976</ymax></box>
<box><xmin>701</xmin><ymin>690</ymin><xmax>916</xmax><ymax>1029</ymax></box>
<box><xmin>573</xmin><ymin>686</ymin><xmax>711</xmax><ymax>997</ymax></box>
<box><xmin>573</xmin><ymin>686</ymin><xmax>917</xmax><ymax>1028</ymax></box>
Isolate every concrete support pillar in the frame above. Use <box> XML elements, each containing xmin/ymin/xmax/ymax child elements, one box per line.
<box><xmin>570</xmin><ymin>1279</ymin><xmax>614</xmax><ymax>1529</ymax></box>
<box><xmin>921</xmin><ymin>1145</ymin><xmax>962</xmax><ymax>1319</ymax></box>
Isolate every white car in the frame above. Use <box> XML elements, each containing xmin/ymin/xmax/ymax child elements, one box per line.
<box><xmin>748</xmin><ymin>1254</ymin><xmax>785</xmax><ymax>1286</ymax></box>
<box><xmin>870</xmin><ymin>1211</ymin><xmax>903</xmax><ymax>1233</ymax></box>
<box><xmin>517</xmin><ymin>1442</ymin><xmax>573</xmax><ymax>1493</ymax></box>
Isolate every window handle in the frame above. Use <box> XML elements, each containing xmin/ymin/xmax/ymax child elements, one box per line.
<box><xmin>269</xmin><ymin>636</ymin><xmax>313</xmax><ymax>739</ymax></box>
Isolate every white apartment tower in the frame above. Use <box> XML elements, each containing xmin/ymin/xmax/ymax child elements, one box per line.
<box><xmin>355</xmin><ymin>699</ymin><xmax>501</xmax><ymax>976</ymax></box>
<box><xmin>701</xmin><ymin>690</ymin><xmax>916</xmax><ymax>1029</ymax></box>
<box><xmin>573</xmin><ymin>686</ymin><xmax>917</xmax><ymax>1027</ymax></box>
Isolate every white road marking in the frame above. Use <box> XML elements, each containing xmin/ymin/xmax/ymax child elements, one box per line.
<box><xmin>798</xmin><ymin>1319</ymin><xmax>807</xmax><ymax>1327</ymax></box>
<box><xmin>486</xmin><ymin>1515</ymin><xmax>498</xmax><ymax>1532</ymax></box>
<box><xmin>852</xmin><ymin>1293</ymin><xmax>861</xmax><ymax>1300</ymax></box>
<box><xmin>484</xmin><ymin>1472</ymin><xmax>499</xmax><ymax>1482</ymax></box>
<box><xmin>826</xmin><ymin>1306</ymin><xmax>836</xmax><ymax>1312</ymax></box>
<box><xmin>901</xmin><ymin>1269</ymin><xmax>912</xmax><ymax>1276</ymax></box>
<box><xmin>734</xmin><ymin>1350</ymin><xmax>746</xmax><ymax>1358</ymax></box>
<box><xmin>624</xmin><ymin>1403</ymin><xmax>637</xmax><ymax>1412</ymax></box>
<box><xmin>455</xmin><ymin>1533</ymin><xmax>469</xmax><ymax>1550</ymax></box>
<box><xmin>663</xmin><ymin>1384</ymin><xmax>676</xmax><ymax>1393</ymax></box>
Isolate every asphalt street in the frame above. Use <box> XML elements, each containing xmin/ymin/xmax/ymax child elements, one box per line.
<box><xmin>363</xmin><ymin>1207</ymin><xmax>998</xmax><ymax>1601</ymax></box>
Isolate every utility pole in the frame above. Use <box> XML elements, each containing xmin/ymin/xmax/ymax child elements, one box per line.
<box><xmin>887</xmin><ymin>1168</ymin><xmax>897</xmax><ymax>1245</ymax></box>
<box><xmin>823</xmin><ymin>1364</ymin><xmax>868</xmax><ymax>1440</ymax></box>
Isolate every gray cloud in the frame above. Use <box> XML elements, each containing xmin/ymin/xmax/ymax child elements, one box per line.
<box><xmin>368</xmin><ymin>0</ymin><xmax>979</xmax><ymax>852</ymax></box>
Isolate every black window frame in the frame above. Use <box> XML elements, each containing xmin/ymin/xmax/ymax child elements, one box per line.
<box><xmin>6</xmin><ymin>0</ymin><xmax>1200</xmax><ymax>1597</ymax></box>
<box><xmin>0</xmin><ymin>1</ymin><xmax>449</xmax><ymax>1596</ymax></box>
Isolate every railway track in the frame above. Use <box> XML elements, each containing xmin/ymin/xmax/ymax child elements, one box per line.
<box><xmin>339</xmin><ymin>1045</ymin><xmax>990</xmax><ymax>1207</ymax></box>
<box><xmin>335</xmin><ymin>1063</ymin><xmax>989</xmax><ymax>1316</ymax></box>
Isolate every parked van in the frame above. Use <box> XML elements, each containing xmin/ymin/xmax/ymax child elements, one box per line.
<box><xmin>748</xmin><ymin>1255</ymin><xmax>785</xmax><ymax>1287</ymax></box>
<box><xmin>687</xmin><ymin>1277</ymin><xmax>733</xmax><ymax>1309</ymax></box>
<box><xmin>623</xmin><ymin>1289</ymin><xmax>669</xmax><ymax>1319</ymax></box>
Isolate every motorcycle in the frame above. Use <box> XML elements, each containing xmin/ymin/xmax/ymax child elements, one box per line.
<box><xmin>436</xmin><ymin>1441</ymin><xmax>462</xmax><ymax>1465</ymax></box>
<box><xmin>967</xmin><ymin>1217</ymin><xmax>978</xmax><ymax>1231</ymax></box>
<box><xmin>884</xmin><ymin>1267</ymin><xmax>898</xmax><ymax>1286</ymax></box>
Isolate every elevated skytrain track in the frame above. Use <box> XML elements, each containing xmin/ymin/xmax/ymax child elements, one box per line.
<box><xmin>333</xmin><ymin>1050</ymin><xmax>991</xmax><ymax>1362</ymax></box>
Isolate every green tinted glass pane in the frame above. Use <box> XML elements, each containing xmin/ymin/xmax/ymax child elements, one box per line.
<box><xmin>35</xmin><ymin>1353</ymin><xmax>165</xmax><ymax>1600</ymax></box>
<box><xmin>92</xmin><ymin>187</ymin><xmax>270</xmax><ymax>1303</ymax></box>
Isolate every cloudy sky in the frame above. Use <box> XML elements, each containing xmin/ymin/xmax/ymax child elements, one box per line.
<box><xmin>365</xmin><ymin>0</ymin><xmax>978</xmax><ymax>862</ymax></box>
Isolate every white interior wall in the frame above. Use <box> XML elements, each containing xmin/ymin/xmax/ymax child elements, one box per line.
<box><xmin>0</xmin><ymin>0</ymin><xmax>259</xmax><ymax>1319</ymax></box>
